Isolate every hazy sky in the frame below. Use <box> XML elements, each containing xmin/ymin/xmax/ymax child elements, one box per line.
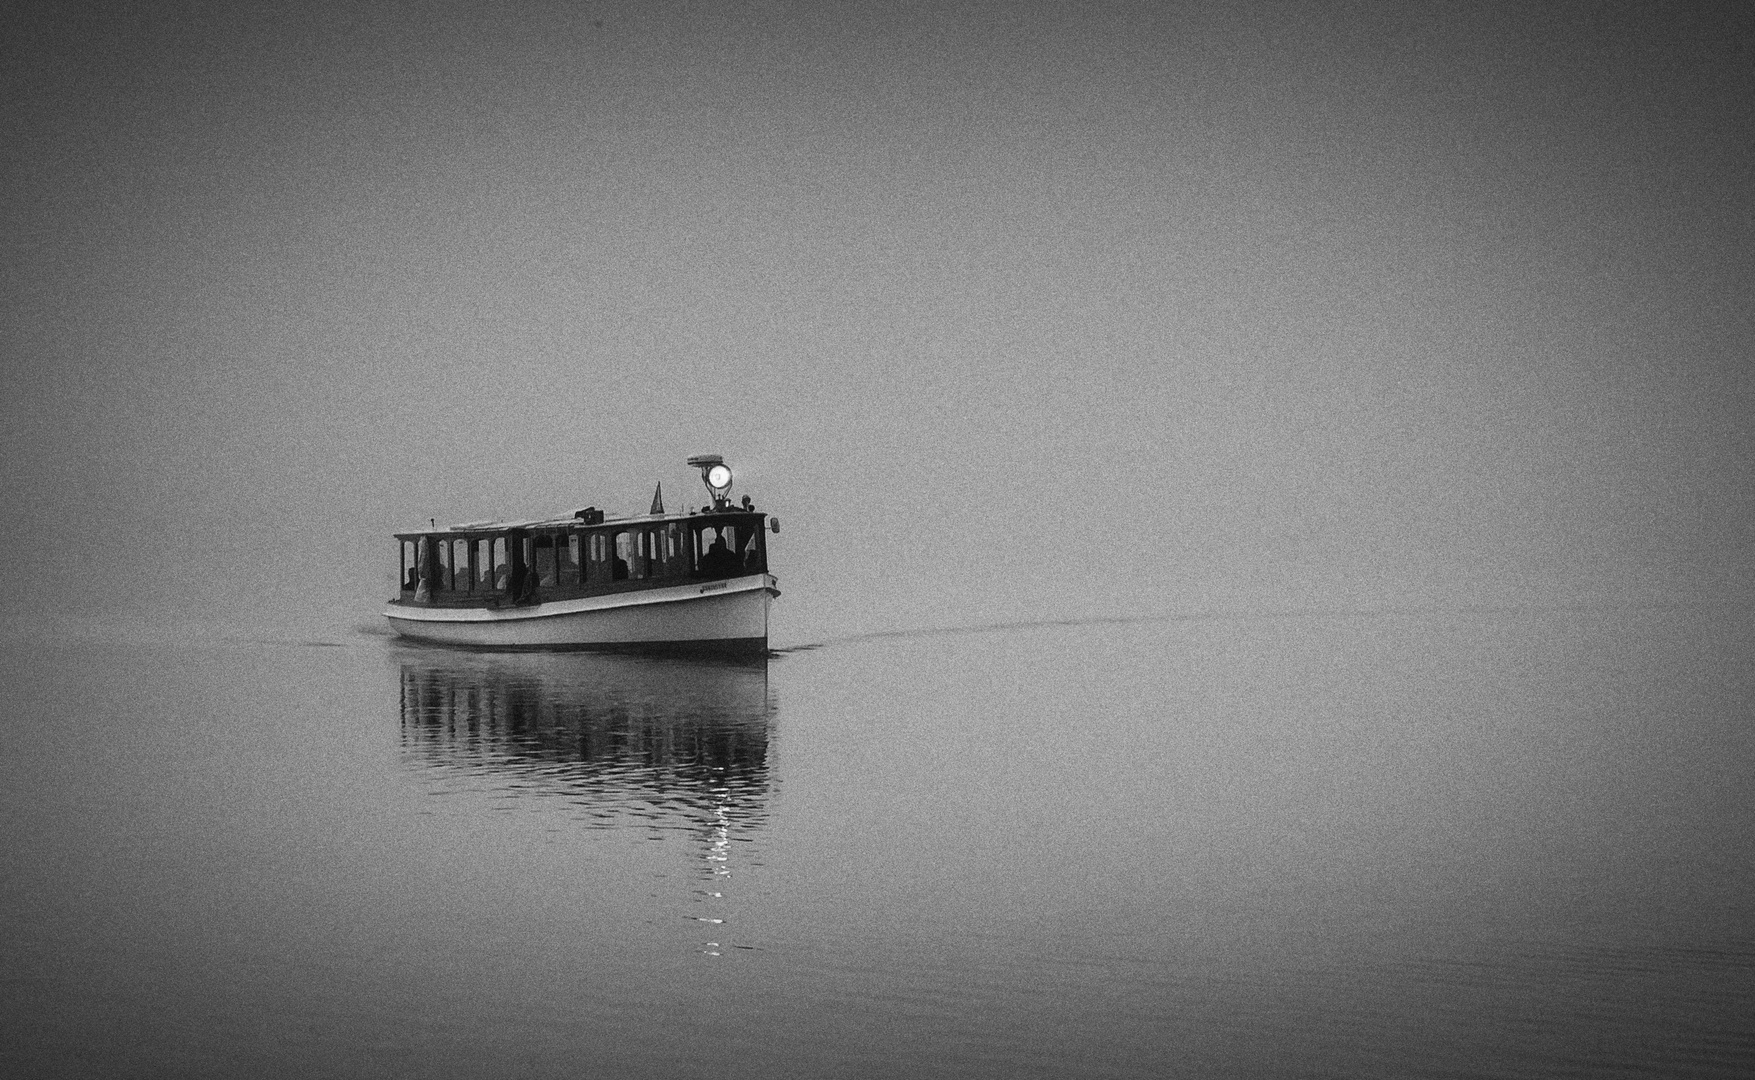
<box><xmin>4</xmin><ymin>0</ymin><xmax>1751</xmax><ymax>640</ymax></box>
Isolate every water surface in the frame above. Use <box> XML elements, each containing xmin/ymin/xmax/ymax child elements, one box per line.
<box><xmin>3</xmin><ymin>606</ymin><xmax>1752</xmax><ymax>1077</ymax></box>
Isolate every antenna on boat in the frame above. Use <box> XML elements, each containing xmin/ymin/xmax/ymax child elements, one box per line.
<box><xmin>686</xmin><ymin>453</ymin><xmax>733</xmax><ymax>510</ymax></box>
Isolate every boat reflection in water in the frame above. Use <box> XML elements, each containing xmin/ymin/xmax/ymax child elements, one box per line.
<box><xmin>396</xmin><ymin>647</ymin><xmax>773</xmax><ymax>841</ymax></box>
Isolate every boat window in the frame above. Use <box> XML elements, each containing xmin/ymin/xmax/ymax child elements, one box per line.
<box><xmin>435</xmin><ymin>539</ymin><xmax>453</xmax><ymax>591</ymax></box>
<box><xmin>475</xmin><ymin>539</ymin><xmax>493</xmax><ymax>589</ymax></box>
<box><xmin>490</xmin><ymin>537</ymin><xmax>510</xmax><ymax>591</ymax></box>
<box><xmin>453</xmin><ymin>538</ymin><xmax>472</xmax><ymax>592</ymax></box>
<box><xmin>561</xmin><ymin>534</ymin><xmax>581</xmax><ymax>585</ymax></box>
<box><xmin>499</xmin><ymin>534</ymin><xmax>529</xmax><ymax>601</ymax></box>
<box><xmin>694</xmin><ymin>524</ymin><xmax>741</xmax><ymax>575</ymax></box>
<box><xmin>532</xmin><ymin>534</ymin><xmax>557</xmax><ymax>587</ymax></box>
<box><xmin>585</xmin><ymin>533</ymin><xmax>604</xmax><ymax>583</ymax></box>
<box><xmin>613</xmin><ymin>530</ymin><xmax>640</xmax><ymax>580</ymax></box>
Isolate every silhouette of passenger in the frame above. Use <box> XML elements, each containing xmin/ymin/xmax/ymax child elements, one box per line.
<box><xmin>701</xmin><ymin>531</ymin><xmax>736</xmax><ymax>574</ymax></box>
<box><xmin>505</xmin><ymin>563</ymin><xmax>538</xmax><ymax>604</ymax></box>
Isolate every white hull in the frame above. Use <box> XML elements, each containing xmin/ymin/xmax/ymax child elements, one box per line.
<box><xmin>385</xmin><ymin>574</ymin><xmax>773</xmax><ymax>651</ymax></box>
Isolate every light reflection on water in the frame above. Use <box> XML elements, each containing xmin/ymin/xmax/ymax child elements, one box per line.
<box><xmin>395</xmin><ymin>648</ymin><xmax>772</xmax><ymax>829</ymax></box>
<box><xmin>394</xmin><ymin>647</ymin><xmax>773</xmax><ymax>956</ymax></box>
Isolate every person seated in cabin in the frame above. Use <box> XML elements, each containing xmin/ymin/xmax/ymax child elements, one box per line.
<box><xmin>404</xmin><ymin>566</ymin><xmax>421</xmax><ymax>592</ymax></box>
<box><xmin>501</xmin><ymin>563</ymin><xmax>536</xmax><ymax>604</ymax></box>
<box><xmin>493</xmin><ymin>562</ymin><xmax>510</xmax><ymax>590</ymax></box>
<box><xmin>701</xmin><ymin>532</ymin><xmax>737</xmax><ymax>575</ymax></box>
<box><xmin>613</xmin><ymin>555</ymin><xmax>629</xmax><ymax>581</ymax></box>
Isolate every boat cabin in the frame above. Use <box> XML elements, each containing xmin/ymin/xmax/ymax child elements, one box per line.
<box><xmin>393</xmin><ymin>507</ymin><xmax>771</xmax><ymax>608</ymax></box>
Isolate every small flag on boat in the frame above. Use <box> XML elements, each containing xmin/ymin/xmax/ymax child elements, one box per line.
<box><xmin>650</xmin><ymin>482</ymin><xmax>664</xmax><ymax>515</ymax></box>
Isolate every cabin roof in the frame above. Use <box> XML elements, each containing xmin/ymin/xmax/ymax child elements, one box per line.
<box><xmin>394</xmin><ymin>507</ymin><xmax>762</xmax><ymax>539</ymax></box>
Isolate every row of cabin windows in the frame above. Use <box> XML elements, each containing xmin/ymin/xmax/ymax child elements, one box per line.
<box><xmin>400</xmin><ymin>522</ymin><xmax>762</xmax><ymax>596</ymax></box>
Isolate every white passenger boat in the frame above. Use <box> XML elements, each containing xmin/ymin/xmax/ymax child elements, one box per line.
<box><xmin>385</xmin><ymin>455</ymin><xmax>779</xmax><ymax>653</ymax></box>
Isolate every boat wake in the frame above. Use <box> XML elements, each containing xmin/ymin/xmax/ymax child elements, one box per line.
<box><xmin>767</xmin><ymin>598</ymin><xmax>1754</xmax><ymax>655</ymax></box>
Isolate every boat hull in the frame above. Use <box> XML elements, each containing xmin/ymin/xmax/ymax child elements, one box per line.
<box><xmin>385</xmin><ymin>574</ymin><xmax>773</xmax><ymax>653</ymax></box>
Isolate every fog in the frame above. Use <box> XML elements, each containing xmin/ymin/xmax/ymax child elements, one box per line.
<box><xmin>4</xmin><ymin>0</ymin><xmax>1750</xmax><ymax>643</ymax></box>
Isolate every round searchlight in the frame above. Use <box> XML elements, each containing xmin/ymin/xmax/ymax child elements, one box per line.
<box><xmin>686</xmin><ymin>453</ymin><xmax>737</xmax><ymax>508</ymax></box>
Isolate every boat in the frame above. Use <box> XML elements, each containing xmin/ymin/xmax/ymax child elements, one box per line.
<box><xmin>384</xmin><ymin>454</ymin><xmax>779</xmax><ymax>653</ymax></box>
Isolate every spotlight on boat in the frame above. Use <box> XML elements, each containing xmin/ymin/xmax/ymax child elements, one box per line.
<box><xmin>687</xmin><ymin>454</ymin><xmax>735</xmax><ymax>508</ymax></box>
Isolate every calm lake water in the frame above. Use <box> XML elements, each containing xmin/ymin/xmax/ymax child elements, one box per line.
<box><xmin>3</xmin><ymin>605</ymin><xmax>1753</xmax><ymax>1078</ymax></box>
